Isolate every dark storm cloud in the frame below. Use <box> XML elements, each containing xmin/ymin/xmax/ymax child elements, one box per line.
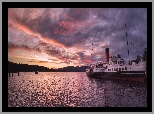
<box><xmin>8</xmin><ymin>41</ymin><xmax>34</xmax><ymax>53</ymax></box>
<box><xmin>8</xmin><ymin>41</ymin><xmax>43</xmax><ymax>53</ymax></box>
<box><xmin>76</xmin><ymin>52</ymin><xmax>84</xmax><ymax>60</ymax></box>
<box><xmin>68</xmin><ymin>8</ymin><xmax>90</xmax><ymax>21</ymax></box>
<box><xmin>94</xmin><ymin>8</ymin><xmax>147</xmax><ymax>61</ymax></box>
<box><xmin>8</xmin><ymin>8</ymin><xmax>92</xmax><ymax>47</ymax></box>
<box><xmin>9</xmin><ymin>8</ymin><xmax>147</xmax><ymax>65</ymax></box>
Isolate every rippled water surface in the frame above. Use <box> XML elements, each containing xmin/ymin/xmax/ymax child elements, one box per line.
<box><xmin>8</xmin><ymin>72</ymin><xmax>147</xmax><ymax>107</ymax></box>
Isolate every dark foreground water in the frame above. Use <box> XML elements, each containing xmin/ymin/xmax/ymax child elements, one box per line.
<box><xmin>8</xmin><ymin>72</ymin><xmax>147</xmax><ymax>107</ymax></box>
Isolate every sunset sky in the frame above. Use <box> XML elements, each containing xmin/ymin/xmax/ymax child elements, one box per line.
<box><xmin>8</xmin><ymin>8</ymin><xmax>147</xmax><ymax>69</ymax></box>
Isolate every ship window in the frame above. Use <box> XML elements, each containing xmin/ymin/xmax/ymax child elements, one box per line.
<box><xmin>125</xmin><ymin>67</ymin><xmax>127</xmax><ymax>70</ymax></box>
<box><xmin>130</xmin><ymin>68</ymin><xmax>131</xmax><ymax>69</ymax></box>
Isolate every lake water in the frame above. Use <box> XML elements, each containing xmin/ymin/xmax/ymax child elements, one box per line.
<box><xmin>8</xmin><ymin>72</ymin><xmax>147</xmax><ymax>107</ymax></box>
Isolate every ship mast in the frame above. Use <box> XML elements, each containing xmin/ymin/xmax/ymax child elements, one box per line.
<box><xmin>90</xmin><ymin>43</ymin><xmax>93</xmax><ymax>65</ymax></box>
<box><xmin>125</xmin><ymin>24</ymin><xmax>130</xmax><ymax>65</ymax></box>
<box><xmin>125</xmin><ymin>23</ymin><xmax>139</xmax><ymax>64</ymax></box>
<box><xmin>125</xmin><ymin>24</ymin><xmax>129</xmax><ymax>56</ymax></box>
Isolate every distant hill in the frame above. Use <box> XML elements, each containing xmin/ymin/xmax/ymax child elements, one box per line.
<box><xmin>8</xmin><ymin>61</ymin><xmax>89</xmax><ymax>73</ymax></box>
<box><xmin>8</xmin><ymin>61</ymin><xmax>54</xmax><ymax>72</ymax></box>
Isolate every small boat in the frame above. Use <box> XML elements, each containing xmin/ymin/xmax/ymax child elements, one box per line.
<box><xmin>35</xmin><ymin>71</ymin><xmax>38</xmax><ymax>74</ymax></box>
